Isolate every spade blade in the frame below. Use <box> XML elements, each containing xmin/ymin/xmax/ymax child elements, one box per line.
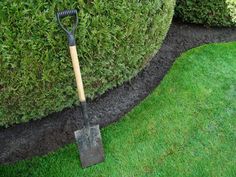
<box><xmin>74</xmin><ymin>125</ymin><xmax>104</xmax><ymax>168</ymax></box>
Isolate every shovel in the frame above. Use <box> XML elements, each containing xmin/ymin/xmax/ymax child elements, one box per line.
<box><xmin>56</xmin><ymin>9</ymin><xmax>105</xmax><ymax>168</ymax></box>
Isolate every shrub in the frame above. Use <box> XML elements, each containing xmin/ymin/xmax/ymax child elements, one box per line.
<box><xmin>175</xmin><ymin>0</ymin><xmax>236</xmax><ymax>26</ymax></box>
<box><xmin>0</xmin><ymin>0</ymin><xmax>176</xmax><ymax>126</ymax></box>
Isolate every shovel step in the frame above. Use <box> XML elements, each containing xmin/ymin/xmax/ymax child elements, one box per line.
<box><xmin>74</xmin><ymin>125</ymin><xmax>104</xmax><ymax>168</ymax></box>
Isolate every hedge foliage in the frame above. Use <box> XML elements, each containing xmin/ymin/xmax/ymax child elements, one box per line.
<box><xmin>175</xmin><ymin>0</ymin><xmax>236</xmax><ymax>26</ymax></box>
<box><xmin>0</xmin><ymin>0</ymin><xmax>176</xmax><ymax>126</ymax></box>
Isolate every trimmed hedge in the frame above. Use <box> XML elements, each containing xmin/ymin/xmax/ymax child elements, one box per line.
<box><xmin>175</xmin><ymin>0</ymin><xmax>236</xmax><ymax>26</ymax></box>
<box><xmin>0</xmin><ymin>0</ymin><xmax>176</xmax><ymax>127</ymax></box>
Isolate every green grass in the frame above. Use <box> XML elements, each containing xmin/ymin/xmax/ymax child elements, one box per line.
<box><xmin>1</xmin><ymin>42</ymin><xmax>236</xmax><ymax>177</ymax></box>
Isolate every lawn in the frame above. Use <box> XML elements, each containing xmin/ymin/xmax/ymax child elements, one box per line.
<box><xmin>0</xmin><ymin>42</ymin><xmax>235</xmax><ymax>177</ymax></box>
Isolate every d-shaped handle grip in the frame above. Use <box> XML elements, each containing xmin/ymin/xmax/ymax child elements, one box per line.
<box><xmin>56</xmin><ymin>9</ymin><xmax>78</xmax><ymax>46</ymax></box>
<box><xmin>57</xmin><ymin>9</ymin><xmax>77</xmax><ymax>18</ymax></box>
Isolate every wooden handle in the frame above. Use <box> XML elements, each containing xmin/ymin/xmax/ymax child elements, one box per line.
<box><xmin>69</xmin><ymin>46</ymin><xmax>86</xmax><ymax>102</ymax></box>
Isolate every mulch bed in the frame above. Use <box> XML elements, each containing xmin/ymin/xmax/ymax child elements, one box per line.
<box><xmin>1</xmin><ymin>20</ymin><xmax>235</xmax><ymax>164</ymax></box>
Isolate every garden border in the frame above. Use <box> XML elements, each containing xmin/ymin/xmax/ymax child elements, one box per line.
<box><xmin>0</xmin><ymin>20</ymin><xmax>235</xmax><ymax>164</ymax></box>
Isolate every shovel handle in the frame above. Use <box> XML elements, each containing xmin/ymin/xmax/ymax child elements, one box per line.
<box><xmin>69</xmin><ymin>45</ymin><xmax>86</xmax><ymax>102</ymax></box>
<box><xmin>57</xmin><ymin>9</ymin><xmax>77</xmax><ymax>18</ymax></box>
<box><xmin>56</xmin><ymin>9</ymin><xmax>78</xmax><ymax>46</ymax></box>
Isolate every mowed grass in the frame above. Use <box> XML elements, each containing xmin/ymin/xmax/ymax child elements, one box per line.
<box><xmin>1</xmin><ymin>42</ymin><xmax>236</xmax><ymax>177</ymax></box>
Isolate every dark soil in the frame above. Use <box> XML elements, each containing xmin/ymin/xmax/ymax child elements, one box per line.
<box><xmin>0</xmin><ymin>20</ymin><xmax>235</xmax><ymax>164</ymax></box>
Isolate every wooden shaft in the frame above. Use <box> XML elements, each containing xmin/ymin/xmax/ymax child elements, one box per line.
<box><xmin>69</xmin><ymin>46</ymin><xmax>86</xmax><ymax>102</ymax></box>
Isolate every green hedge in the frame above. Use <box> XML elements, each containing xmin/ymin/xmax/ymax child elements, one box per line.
<box><xmin>0</xmin><ymin>0</ymin><xmax>176</xmax><ymax>127</ymax></box>
<box><xmin>175</xmin><ymin>0</ymin><xmax>236</xmax><ymax>26</ymax></box>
